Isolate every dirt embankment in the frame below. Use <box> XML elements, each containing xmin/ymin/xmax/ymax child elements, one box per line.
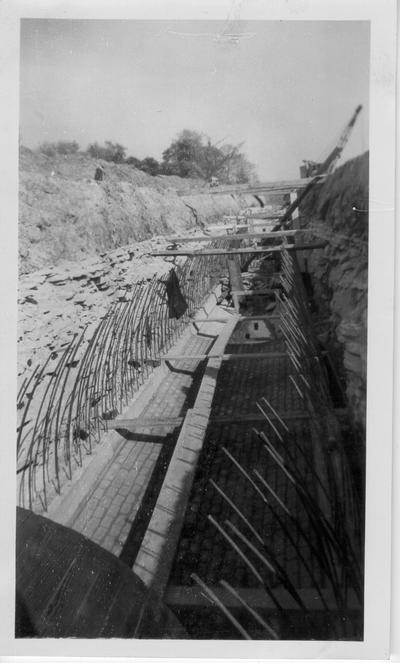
<box><xmin>19</xmin><ymin>147</ymin><xmax>256</xmax><ymax>275</ymax></box>
<box><xmin>301</xmin><ymin>152</ymin><xmax>369</xmax><ymax>432</ymax></box>
<box><xmin>18</xmin><ymin>149</ymin><xmax>259</xmax><ymax>379</ymax></box>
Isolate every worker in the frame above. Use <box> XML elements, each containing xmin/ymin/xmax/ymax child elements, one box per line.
<box><xmin>94</xmin><ymin>165</ymin><xmax>105</xmax><ymax>181</ymax></box>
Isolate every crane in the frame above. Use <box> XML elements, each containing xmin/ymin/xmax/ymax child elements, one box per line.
<box><xmin>300</xmin><ymin>105</ymin><xmax>363</xmax><ymax>178</ymax></box>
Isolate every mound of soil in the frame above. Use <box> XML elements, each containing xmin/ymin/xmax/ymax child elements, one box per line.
<box><xmin>19</xmin><ymin>147</ymin><xmax>249</xmax><ymax>275</ymax></box>
<box><xmin>18</xmin><ymin>149</ymin><xmax>259</xmax><ymax>382</ymax></box>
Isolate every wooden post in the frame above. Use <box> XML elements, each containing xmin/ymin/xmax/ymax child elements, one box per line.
<box><xmin>290</xmin><ymin>189</ymin><xmax>307</xmax><ymax>270</ymax></box>
<box><xmin>227</xmin><ymin>256</ymin><xmax>244</xmax><ymax>312</ymax></box>
<box><xmin>150</xmin><ymin>243</ymin><xmax>327</xmax><ymax>257</ymax></box>
<box><xmin>290</xmin><ymin>190</ymin><xmax>300</xmax><ymax>228</ymax></box>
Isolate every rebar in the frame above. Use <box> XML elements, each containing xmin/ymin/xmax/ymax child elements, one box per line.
<box><xmin>17</xmin><ymin>245</ymin><xmax>237</xmax><ymax>511</ymax></box>
<box><xmin>191</xmin><ymin>573</ymin><xmax>252</xmax><ymax>640</ymax></box>
<box><xmin>219</xmin><ymin>580</ymin><xmax>280</xmax><ymax>639</ymax></box>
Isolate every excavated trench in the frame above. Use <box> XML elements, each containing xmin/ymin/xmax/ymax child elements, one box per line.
<box><xmin>16</xmin><ymin>152</ymin><xmax>368</xmax><ymax>640</ymax></box>
<box><xmin>131</xmin><ymin>156</ymin><xmax>368</xmax><ymax>640</ymax></box>
<box><xmin>159</xmin><ymin>248</ymin><xmax>365</xmax><ymax>640</ymax></box>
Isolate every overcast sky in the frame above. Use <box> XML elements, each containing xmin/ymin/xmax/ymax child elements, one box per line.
<box><xmin>20</xmin><ymin>19</ymin><xmax>369</xmax><ymax>180</ymax></box>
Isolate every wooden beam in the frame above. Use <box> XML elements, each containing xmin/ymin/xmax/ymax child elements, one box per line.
<box><xmin>290</xmin><ymin>190</ymin><xmax>300</xmax><ymax>225</ymax></box>
<box><xmin>107</xmin><ymin>407</ymin><xmax>348</xmax><ymax>433</ymax></box>
<box><xmin>222</xmin><ymin>215</ymin><xmax>281</xmax><ymax>222</ymax></box>
<box><xmin>193</xmin><ymin>312</ymin><xmax>282</xmax><ymax>323</ymax></box>
<box><xmin>235</xmin><ymin>212</ymin><xmax>282</xmax><ymax>219</ymax></box>
<box><xmin>205</xmin><ymin>176</ymin><xmax>317</xmax><ymax>195</ymax></box>
<box><xmin>231</xmin><ymin>289</ymin><xmax>275</xmax><ymax>296</ymax></box>
<box><xmin>190</xmin><ymin>318</ymin><xmax>228</xmax><ymax>323</ymax></box>
<box><xmin>212</xmin><ymin>187</ymin><xmax>301</xmax><ymax>195</ymax></box>
<box><xmin>238</xmin><ymin>314</ymin><xmax>281</xmax><ymax>320</ymax></box>
<box><xmin>161</xmin><ymin>349</ymin><xmax>328</xmax><ymax>361</ymax></box>
<box><xmin>164</xmin><ymin>585</ymin><xmax>359</xmax><ymax>612</ymax></box>
<box><xmin>150</xmin><ymin>242</ymin><xmax>326</xmax><ymax>257</ymax></box>
<box><xmin>205</xmin><ymin>222</ymin><xmax>278</xmax><ymax>233</ymax></box>
<box><xmin>219</xmin><ymin>223</ymin><xmax>275</xmax><ymax>231</ymax></box>
<box><xmin>161</xmin><ymin>352</ymin><xmax>291</xmax><ymax>361</ymax></box>
<box><xmin>211</xmin><ymin>407</ymin><xmax>348</xmax><ymax>424</ymax></box>
<box><xmin>106</xmin><ymin>417</ymin><xmax>183</xmax><ymax>430</ymax></box>
<box><xmin>210</xmin><ymin>412</ymin><xmax>310</xmax><ymax>424</ymax></box>
<box><xmin>165</xmin><ymin>229</ymin><xmax>302</xmax><ymax>243</ymax></box>
<box><xmin>227</xmin><ymin>255</ymin><xmax>244</xmax><ymax>312</ymax></box>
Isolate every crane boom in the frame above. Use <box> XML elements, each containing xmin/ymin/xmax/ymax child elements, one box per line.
<box><xmin>300</xmin><ymin>105</ymin><xmax>363</xmax><ymax>178</ymax></box>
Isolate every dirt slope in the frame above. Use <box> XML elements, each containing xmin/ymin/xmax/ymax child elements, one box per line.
<box><xmin>18</xmin><ymin>149</ymin><xmax>260</xmax><ymax>379</ymax></box>
<box><xmin>19</xmin><ymin>148</ymin><xmax>251</xmax><ymax>275</ymax></box>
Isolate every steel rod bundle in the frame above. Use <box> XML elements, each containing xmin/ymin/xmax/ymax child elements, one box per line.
<box><xmin>17</xmin><ymin>238</ymin><xmax>237</xmax><ymax>511</ymax></box>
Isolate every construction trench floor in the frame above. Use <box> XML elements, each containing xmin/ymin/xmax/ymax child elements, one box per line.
<box><xmin>163</xmin><ymin>337</ymin><xmax>360</xmax><ymax>639</ymax></box>
<box><xmin>137</xmin><ymin>252</ymin><xmax>362</xmax><ymax>640</ymax></box>
<box><xmin>53</xmin><ymin>303</ymin><xmax>228</xmax><ymax>559</ymax></box>
<box><xmin>18</xmin><ymin>242</ymin><xmax>364</xmax><ymax>641</ymax></box>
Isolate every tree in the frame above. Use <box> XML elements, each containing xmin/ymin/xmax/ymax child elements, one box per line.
<box><xmin>160</xmin><ymin>130</ymin><xmax>257</xmax><ymax>183</ymax></box>
<box><xmin>37</xmin><ymin>140</ymin><xmax>80</xmax><ymax>156</ymax></box>
<box><xmin>55</xmin><ymin>140</ymin><xmax>80</xmax><ymax>155</ymax></box>
<box><xmin>126</xmin><ymin>156</ymin><xmax>142</xmax><ymax>168</ymax></box>
<box><xmin>86</xmin><ymin>141</ymin><xmax>127</xmax><ymax>163</ymax></box>
<box><xmin>138</xmin><ymin>157</ymin><xmax>160</xmax><ymax>176</ymax></box>
<box><xmin>126</xmin><ymin>156</ymin><xmax>161</xmax><ymax>176</ymax></box>
<box><xmin>218</xmin><ymin>144</ymin><xmax>258</xmax><ymax>184</ymax></box>
<box><xmin>202</xmin><ymin>141</ymin><xmax>247</xmax><ymax>181</ymax></box>
<box><xmin>161</xmin><ymin>130</ymin><xmax>205</xmax><ymax>178</ymax></box>
<box><xmin>37</xmin><ymin>142</ymin><xmax>57</xmax><ymax>157</ymax></box>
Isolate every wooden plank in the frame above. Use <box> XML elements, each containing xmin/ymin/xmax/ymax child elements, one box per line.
<box><xmin>235</xmin><ymin>212</ymin><xmax>282</xmax><ymax>219</ymax></box>
<box><xmin>238</xmin><ymin>314</ymin><xmax>281</xmax><ymax>320</ymax></box>
<box><xmin>161</xmin><ymin>352</ymin><xmax>289</xmax><ymax>361</ymax></box>
<box><xmin>191</xmin><ymin>318</ymin><xmax>228</xmax><ymax>323</ymax></box>
<box><xmin>222</xmin><ymin>214</ymin><xmax>281</xmax><ymax>222</ymax></box>
<box><xmin>150</xmin><ymin>242</ymin><xmax>326</xmax><ymax>257</ymax></box>
<box><xmin>161</xmin><ymin>350</ymin><xmax>328</xmax><ymax>361</ymax></box>
<box><xmin>208</xmin><ymin>313</ymin><xmax>240</xmax><ymax>353</ymax></box>
<box><xmin>164</xmin><ymin>585</ymin><xmax>359</xmax><ymax>612</ymax></box>
<box><xmin>210</xmin><ymin>411</ymin><xmax>311</xmax><ymax>423</ymax></box>
<box><xmin>204</xmin><ymin>223</ymin><xmax>277</xmax><ymax>233</ymax></box>
<box><xmin>290</xmin><ymin>190</ymin><xmax>300</xmax><ymax>225</ymax></box>
<box><xmin>106</xmin><ymin>417</ymin><xmax>184</xmax><ymax>430</ymax></box>
<box><xmin>210</xmin><ymin>407</ymin><xmax>348</xmax><ymax>424</ymax></box>
<box><xmin>205</xmin><ymin>176</ymin><xmax>317</xmax><ymax>195</ymax></box>
<box><xmin>231</xmin><ymin>289</ymin><xmax>275</xmax><ymax>296</ymax></box>
<box><xmin>165</xmin><ymin>229</ymin><xmax>301</xmax><ymax>243</ymax></box>
<box><xmin>223</xmin><ymin>223</ymin><xmax>273</xmax><ymax>231</ymax></box>
<box><xmin>227</xmin><ymin>255</ymin><xmax>244</xmax><ymax>312</ymax></box>
<box><xmin>107</xmin><ymin>409</ymin><xmax>348</xmax><ymax>429</ymax></box>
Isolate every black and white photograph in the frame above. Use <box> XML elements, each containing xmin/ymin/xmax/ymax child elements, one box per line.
<box><xmin>0</xmin><ymin>0</ymin><xmax>397</xmax><ymax>658</ymax></box>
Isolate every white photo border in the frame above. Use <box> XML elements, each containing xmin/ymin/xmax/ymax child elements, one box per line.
<box><xmin>0</xmin><ymin>0</ymin><xmax>397</xmax><ymax>660</ymax></box>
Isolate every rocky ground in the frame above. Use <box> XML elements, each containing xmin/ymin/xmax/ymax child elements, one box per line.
<box><xmin>301</xmin><ymin>152</ymin><xmax>369</xmax><ymax>432</ymax></box>
<box><xmin>19</xmin><ymin>146</ymin><xmax>257</xmax><ymax>275</ymax></box>
<box><xmin>18</xmin><ymin>236</ymin><xmax>177</xmax><ymax>377</ymax></box>
<box><xmin>18</xmin><ymin>149</ymin><xmax>260</xmax><ymax>382</ymax></box>
<box><xmin>18</xmin><ymin>147</ymin><xmax>369</xmax><ymax>436</ymax></box>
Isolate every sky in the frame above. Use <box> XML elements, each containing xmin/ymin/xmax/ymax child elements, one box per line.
<box><xmin>19</xmin><ymin>19</ymin><xmax>370</xmax><ymax>180</ymax></box>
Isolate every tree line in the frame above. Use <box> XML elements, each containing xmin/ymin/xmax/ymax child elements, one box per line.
<box><xmin>35</xmin><ymin>130</ymin><xmax>257</xmax><ymax>184</ymax></box>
